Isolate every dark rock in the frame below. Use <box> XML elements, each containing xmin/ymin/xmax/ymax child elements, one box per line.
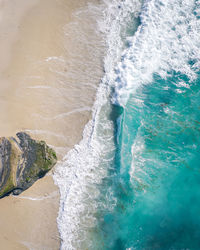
<box><xmin>12</xmin><ymin>188</ymin><xmax>23</xmax><ymax>195</ymax></box>
<box><xmin>0</xmin><ymin>132</ymin><xmax>57</xmax><ymax>198</ymax></box>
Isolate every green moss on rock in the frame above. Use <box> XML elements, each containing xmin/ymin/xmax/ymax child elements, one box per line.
<box><xmin>0</xmin><ymin>132</ymin><xmax>57</xmax><ymax>198</ymax></box>
<box><xmin>0</xmin><ymin>175</ymin><xmax>15</xmax><ymax>197</ymax></box>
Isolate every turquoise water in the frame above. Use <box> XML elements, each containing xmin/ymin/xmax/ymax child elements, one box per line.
<box><xmin>55</xmin><ymin>0</ymin><xmax>200</xmax><ymax>249</ymax></box>
<box><xmin>98</xmin><ymin>72</ymin><xmax>200</xmax><ymax>249</ymax></box>
<box><xmin>93</xmin><ymin>0</ymin><xmax>200</xmax><ymax>248</ymax></box>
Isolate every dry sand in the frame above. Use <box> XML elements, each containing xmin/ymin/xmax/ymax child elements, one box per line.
<box><xmin>0</xmin><ymin>0</ymin><xmax>104</xmax><ymax>249</ymax></box>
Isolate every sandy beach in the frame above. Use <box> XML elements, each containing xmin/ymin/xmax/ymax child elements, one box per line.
<box><xmin>0</xmin><ymin>0</ymin><xmax>104</xmax><ymax>249</ymax></box>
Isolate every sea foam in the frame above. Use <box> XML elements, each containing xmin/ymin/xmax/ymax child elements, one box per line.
<box><xmin>54</xmin><ymin>0</ymin><xmax>200</xmax><ymax>248</ymax></box>
<box><xmin>113</xmin><ymin>0</ymin><xmax>200</xmax><ymax>106</ymax></box>
<box><xmin>53</xmin><ymin>0</ymin><xmax>141</xmax><ymax>249</ymax></box>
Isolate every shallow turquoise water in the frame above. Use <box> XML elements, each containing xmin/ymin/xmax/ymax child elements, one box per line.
<box><xmin>97</xmin><ymin>72</ymin><xmax>200</xmax><ymax>249</ymax></box>
<box><xmin>90</xmin><ymin>0</ymin><xmax>200</xmax><ymax>248</ymax></box>
<box><xmin>55</xmin><ymin>0</ymin><xmax>200</xmax><ymax>248</ymax></box>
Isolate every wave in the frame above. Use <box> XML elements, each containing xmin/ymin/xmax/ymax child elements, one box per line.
<box><xmin>53</xmin><ymin>0</ymin><xmax>200</xmax><ymax>248</ymax></box>
<box><xmin>53</xmin><ymin>0</ymin><xmax>141</xmax><ymax>249</ymax></box>
<box><xmin>113</xmin><ymin>0</ymin><xmax>200</xmax><ymax>106</ymax></box>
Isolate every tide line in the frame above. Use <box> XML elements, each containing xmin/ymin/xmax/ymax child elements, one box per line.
<box><xmin>17</xmin><ymin>191</ymin><xmax>59</xmax><ymax>201</ymax></box>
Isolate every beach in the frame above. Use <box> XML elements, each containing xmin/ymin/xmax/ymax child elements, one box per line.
<box><xmin>1</xmin><ymin>0</ymin><xmax>199</xmax><ymax>249</ymax></box>
<box><xmin>0</xmin><ymin>0</ymin><xmax>104</xmax><ymax>248</ymax></box>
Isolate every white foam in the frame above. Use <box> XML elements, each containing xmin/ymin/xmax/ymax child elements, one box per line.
<box><xmin>113</xmin><ymin>0</ymin><xmax>200</xmax><ymax>106</ymax></box>
<box><xmin>27</xmin><ymin>85</ymin><xmax>52</xmax><ymax>89</ymax></box>
<box><xmin>53</xmin><ymin>0</ymin><xmax>142</xmax><ymax>249</ymax></box>
<box><xmin>32</xmin><ymin>106</ymin><xmax>91</xmax><ymax>121</ymax></box>
<box><xmin>45</xmin><ymin>56</ymin><xmax>65</xmax><ymax>63</ymax></box>
<box><xmin>54</xmin><ymin>0</ymin><xmax>200</xmax><ymax>247</ymax></box>
<box><xmin>24</xmin><ymin>129</ymin><xmax>68</xmax><ymax>142</ymax></box>
<box><xmin>54</xmin><ymin>105</ymin><xmax>117</xmax><ymax>248</ymax></box>
<box><xmin>17</xmin><ymin>191</ymin><xmax>59</xmax><ymax>201</ymax></box>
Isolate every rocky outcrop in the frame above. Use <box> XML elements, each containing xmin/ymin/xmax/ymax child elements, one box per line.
<box><xmin>0</xmin><ymin>132</ymin><xmax>57</xmax><ymax>198</ymax></box>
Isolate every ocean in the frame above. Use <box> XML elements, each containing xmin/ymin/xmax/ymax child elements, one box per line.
<box><xmin>54</xmin><ymin>0</ymin><xmax>200</xmax><ymax>249</ymax></box>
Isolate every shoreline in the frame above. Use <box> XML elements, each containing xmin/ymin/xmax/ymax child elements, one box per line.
<box><xmin>0</xmin><ymin>0</ymin><xmax>105</xmax><ymax>249</ymax></box>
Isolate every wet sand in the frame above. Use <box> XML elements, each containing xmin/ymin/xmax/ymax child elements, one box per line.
<box><xmin>0</xmin><ymin>0</ymin><xmax>104</xmax><ymax>248</ymax></box>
